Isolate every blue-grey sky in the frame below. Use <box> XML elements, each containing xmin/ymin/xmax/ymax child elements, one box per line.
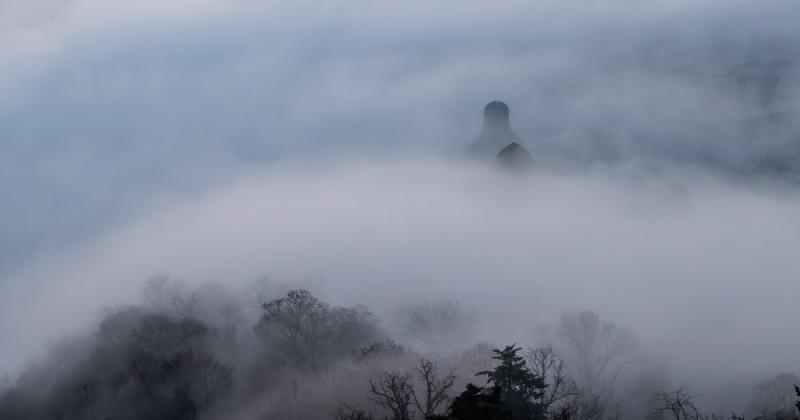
<box><xmin>3</xmin><ymin>0</ymin><xmax>800</xmax><ymax>273</ymax></box>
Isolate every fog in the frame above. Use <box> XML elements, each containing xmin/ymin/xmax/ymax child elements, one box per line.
<box><xmin>3</xmin><ymin>160</ymin><xmax>800</xmax><ymax>412</ymax></box>
<box><xmin>2</xmin><ymin>0</ymin><xmax>800</xmax><ymax>418</ymax></box>
<box><xmin>4</xmin><ymin>0</ymin><xmax>800</xmax><ymax>272</ymax></box>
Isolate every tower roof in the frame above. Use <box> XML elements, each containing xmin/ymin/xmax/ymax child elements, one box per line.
<box><xmin>494</xmin><ymin>142</ymin><xmax>535</xmax><ymax>172</ymax></box>
<box><xmin>483</xmin><ymin>100</ymin><xmax>510</xmax><ymax>127</ymax></box>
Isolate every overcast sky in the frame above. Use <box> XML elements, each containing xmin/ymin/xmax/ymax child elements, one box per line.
<box><xmin>3</xmin><ymin>0</ymin><xmax>800</xmax><ymax>271</ymax></box>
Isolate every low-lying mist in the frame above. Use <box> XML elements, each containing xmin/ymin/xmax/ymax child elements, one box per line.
<box><xmin>2</xmin><ymin>158</ymin><xmax>799</xmax><ymax>418</ymax></box>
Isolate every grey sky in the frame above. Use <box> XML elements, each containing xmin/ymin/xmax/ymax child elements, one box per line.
<box><xmin>3</xmin><ymin>0</ymin><xmax>800</xmax><ymax>274</ymax></box>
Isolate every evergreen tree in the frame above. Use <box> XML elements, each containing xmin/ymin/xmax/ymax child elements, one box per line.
<box><xmin>444</xmin><ymin>384</ymin><xmax>511</xmax><ymax>420</ymax></box>
<box><xmin>478</xmin><ymin>344</ymin><xmax>547</xmax><ymax>420</ymax></box>
<box><xmin>440</xmin><ymin>344</ymin><xmax>547</xmax><ymax>420</ymax></box>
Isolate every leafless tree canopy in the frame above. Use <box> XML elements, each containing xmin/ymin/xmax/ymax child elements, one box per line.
<box><xmin>369</xmin><ymin>371</ymin><xmax>414</xmax><ymax>420</ymax></box>
<box><xmin>556</xmin><ymin>312</ymin><xmax>637</xmax><ymax>402</ymax></box>
<box><xmin>648</xmin><ymin>385</ymin><xmax>703</xmax><ymax>420</ymax></box>
<box><xmin>143</xmin><ymin>274</ymin><xmax>200</xmax><ymax>318</ymax></box>
<box><xmin>410</xmin><ymin>358</ymin><xmax>457</xmax><ymax>418</ymax></box>
<box><xmin>253</xmin><ymin>289</ymin><xmax>380</xmax><ymax>371</ymax></box>
<box><xmin>746</xmin><ymin>373</ymin><xmax>800</xmax><ymax>418</ymax></box>
<box><xmin>367</xmin><ymin>358</ymin><xmax>456</xmax><ymax>420</ymax></box>
<box><xmin>526</xmin><ymin>346</ymin><xmax>582</xmax><ymax>412</ymax></box>
<box><xmin>404</xmin><ymin>299</ymin><xmax>473</xmax><ymax>355</ymax></box>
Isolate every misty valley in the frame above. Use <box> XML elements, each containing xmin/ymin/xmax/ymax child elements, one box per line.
<box><xmin>2</xmin><ymin>274</ymin><xmax>799</xmax><ymax>420</ymax></box>
<box><xmin>3</xmin><ymin>0</ymin><xmax>800</xmax><ymax>419</ymax></box>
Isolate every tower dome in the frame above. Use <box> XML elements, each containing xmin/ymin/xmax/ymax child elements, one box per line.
<box><xmin>467</xmin><ymin>100</ymin><xmax>535</xmax><ymax>169</ymax></box>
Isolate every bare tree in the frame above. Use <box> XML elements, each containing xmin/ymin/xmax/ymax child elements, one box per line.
<box><xmin>335</xmin><ymin>403</ymin><xmax>375</xmax><ymax>420</ymax></box>
<box><xmin>555</xmin><ymin>312</ymin><xmax>637</xmax><ymax>403</ymax></box>
<box><xmin>410</xmin><ymin>358</ymin><xmax>457</xmax><ymax>418</ymax></box>
<box><xmin>142</xmin><ymin>274</ymin><xmax>172</xmax><ymax>311</ymax></box>
<box><xmin>142</xmin><ymin>274</ymin><xmax>199</xmax><ymax>318</ymax></box>
<box><xmin>526</xmin><ymin>346</ymin><xmax>582</xmax><ymax>412</ymax></box>
<box><xmin>253</xmin><ymin>289</ymin><xmax>380</xmax><ymax>372</ymax></box>
<box><xmin>403</xmin><ymin>299</ymin><xmax>473</xmax><ymax>355</ymax></box>
<box><xmin>369</xmin><ymin>372</ymin><xmax>414</xmax><ymax>420</ymax></box>
<box><xmin>647</xmin><ymin>384</ymin><xmax>702</xmax><ymax>420</ymax></box>
<box><xmin>550</xmin><ymin>393</ymin><xmax>612</xmax><ymax>420</ymax></box>
<box><xmin>352</xmin><ymin>340</ymin><xmax>410</xmax><ymax>373</ymax></box>
<box><xmin>746</xmin><ymin>373</ymin><xmax>799</xmax><ymax>418</ymax></box>
<box><xmin>171</xmin><ymin>288</ymin><xmax>200</xmax><ymax>318</ymax></box>
<box><xmin>455</xmin><ymin>342</ymin><xmax>496</xmax><ymax>376</ymax></box>
<box><xmin>196</xmin><ymin>353</ymin><xmax>233</xmax><ymax>410</ymax></box>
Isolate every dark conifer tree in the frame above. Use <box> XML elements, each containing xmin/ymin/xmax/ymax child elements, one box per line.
<box><xmin>439</xmin><ymin>344</ymin><xmax>547</xmax><ymax>420</ymax></box>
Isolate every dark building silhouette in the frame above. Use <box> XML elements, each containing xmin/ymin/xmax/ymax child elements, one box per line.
<box><xmin>494</xmin><ymin>142</ymin><xmax>535</xmax><ymax>172</ymax></box>
<box><xmin>468</xmin><ymin>101</ymin><xmax>535</xmax><ymax>171</ymax></box>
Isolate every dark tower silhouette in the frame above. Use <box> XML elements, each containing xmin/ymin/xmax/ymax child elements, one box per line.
<box><xmin>467</xmin><ymin>100</ymin><xmax>535</xmax><ymax>171</ymax></box>
<box><xmin>494</xmin><ymin>142</ymin><xmax>535</xmax><ymax>173</ymax></box>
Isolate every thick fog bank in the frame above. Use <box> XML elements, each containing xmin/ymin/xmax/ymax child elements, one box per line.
<box><xmin>2</xmin><ymin>159</ymin><xmax>798</xmax><ymax>386</ymax></box>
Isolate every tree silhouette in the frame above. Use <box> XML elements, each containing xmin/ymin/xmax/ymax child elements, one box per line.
<box><xmin>794</xmin><ymin>385</ymin><xmax>799</xmax><ymax>417</ymax></box>
<box><xmin>443</xmin><ymin>383</ymin><xmax>511</xmax><ymax>420</ymax></box>
<box><xmin>525</xmin><ymin>346</ymin><xmax>581</xmax><ymax>413</ymax></box>
<box><xmin>647</xmin><ymin>384</ymin><xmax>701</xmax><ymax>420</ymax></box>
<box><xmin>410</xmin><ymin>358</ymin><xmax>457</xmax><ymax>418</ymax></box>
<box><xmin>439</xmin><ymin>344</ymin><xmax>547</xmax><ymax>420</ymax></box>
<box><xmin>369</xmin><ymin>371</ymin><xmax>414</xmax><ymax>420</ymax></box>
<box><xmin>253</xmin><ymin>289</ymin><xmax>379</xmax><ymax>372</ymax></box>
<box><xmin>478</xmin><ymin>344</ymin><xmax>547</xmax><ymax>420</ymax></box>
<box><xmin>555</xmin><ymin>312</ymin><xmax>636</xmax><ymax>403</ymax></box>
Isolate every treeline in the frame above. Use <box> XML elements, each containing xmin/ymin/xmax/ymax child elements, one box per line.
<box><xmin>0</xmin><ymin>276</ymin><xmax>798</xmax><ymax>420</ymax></box>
